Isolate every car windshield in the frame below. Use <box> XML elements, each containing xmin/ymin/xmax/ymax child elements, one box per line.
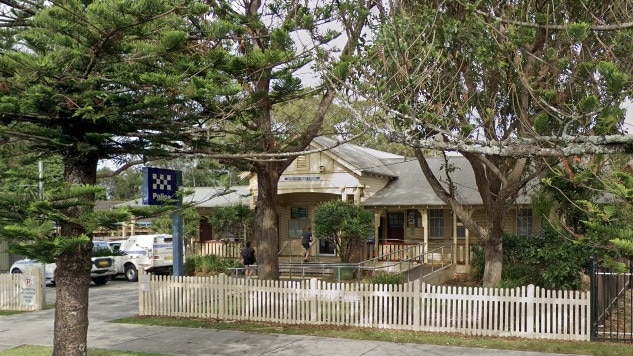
<box><xmin>93</xmin><ymin>241</ymin><xmax>111</xmax><ymax>252</ymax></box>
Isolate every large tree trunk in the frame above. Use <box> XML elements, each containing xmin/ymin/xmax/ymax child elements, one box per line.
<box><xmin>480</xmin><ymin>204</ymin><xmax>507</xmax><ymax>288</ymax></box>
<box><xmin>54</xmin><ymin>246</ymin><xmax>92</xmax><ymax>356</ymax></box>
<box><xmin>255</xmin><ymin>166</ymin><xmax>280</xmax><ymax>280</ymax></box>
<box><xmin>482</xmin><ymin>232</ymin><xmax>504</xmax><ymax>288</ymax></box>
<box><xmin>53</xmin><ymin>153</ymin><xmax>98</xmax><ymax>356</ymax></box>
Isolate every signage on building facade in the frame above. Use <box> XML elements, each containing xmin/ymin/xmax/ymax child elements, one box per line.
<box><xmin>283</xmin><ymin>176</ymin><xmax>321</xmax><ymax>181</ymax></box>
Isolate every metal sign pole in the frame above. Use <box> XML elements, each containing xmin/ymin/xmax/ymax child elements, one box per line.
<box><xmin>172</xmin><ymin>170</ymin><xmax>184</xmax><ymax>276</ymax></box>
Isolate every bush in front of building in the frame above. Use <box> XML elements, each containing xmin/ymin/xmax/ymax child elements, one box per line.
<box><xmin>367</xmin><ymin>272</ymin><xmax>404</xmax><ymax>285</ymax></box>
<box><xmin>313</xmin><ymin>200</ymin><xmax>373</xmax><ymax>263</ymax></box>
<box><xmin>184</xmin><ymin>254</ymin><xmax>243</xmax><ymax>276</ymax></box>
<box><xmin>470</xmin><ymin>228</ymin><xmax>592</xmax><ymax>290</ymax></box>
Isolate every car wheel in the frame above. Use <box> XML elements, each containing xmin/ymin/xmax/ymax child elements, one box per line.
<box><xmin>10</xmin><ymin>268</ymin><xmax>22</xmax><ymax>274</ymax></box>
<box><xmin>92</xmin><ymin>276</ymin><xmax>108</xmax><ymax>285</ymax></box>
<box><xmin>125</xmin><ymin>265</ymin><xmax>138</xmax><ymax>282</ymax></box>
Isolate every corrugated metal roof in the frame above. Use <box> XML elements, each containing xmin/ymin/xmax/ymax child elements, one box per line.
<box><xmin>361</xmin><ymin>156</ymin><xmax>535</xmax><ymax>207</ymax></box>
<box><xmin>185</xmin><ymin>186</ymin><xmax>251</xmax><ymax>207</ymax></box>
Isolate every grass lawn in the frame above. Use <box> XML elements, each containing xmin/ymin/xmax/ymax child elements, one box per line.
<box><xmin>113</xmin><ymin>316</ymin><xmax>632</xmax><ymax>356</ymax></box>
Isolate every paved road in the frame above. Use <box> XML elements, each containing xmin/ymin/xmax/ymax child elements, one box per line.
<box><xmin>0</xmin><ymin>279</ymin><xmax>586</xmax><ymax>356</ymax></box>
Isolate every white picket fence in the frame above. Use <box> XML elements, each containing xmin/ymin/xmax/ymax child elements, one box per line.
<box><xmin>0</xmin><ymin>272</ymin><xmax>45</xmax><ymax>311</ymax></box>
<box><xmin>139</xmin><ymin>274</ymin><xmax>591</xmax><ymax>341</ymax></box>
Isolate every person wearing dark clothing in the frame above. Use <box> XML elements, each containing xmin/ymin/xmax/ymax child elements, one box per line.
<box><xmin>241</xmin><ymin>241</ymin><xmax>256</xmax><ymax>278</ymax></box>
<box><xmin>301</xmin><ymin>226</ymin><xmax>313</xmax><ymax>262</ymax></box>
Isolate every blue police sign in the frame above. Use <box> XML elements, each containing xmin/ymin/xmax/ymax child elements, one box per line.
<box><xmin>141</xmin><ymin>167</ymin><xmax>185</xmax><ymax>276</ymax></box>
<box><xmin>142</xmin><ymin>167</ymin><xmax>180</xmax><ymax>205</ymax></box>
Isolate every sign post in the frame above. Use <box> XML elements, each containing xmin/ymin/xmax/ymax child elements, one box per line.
<box><xmin>142</xmin><ymin>167</ymin><xmax>184</xmax><ymax>276</ymax></box>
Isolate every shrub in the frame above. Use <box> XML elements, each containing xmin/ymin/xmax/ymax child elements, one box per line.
<box><xmin>469</xmin><ymin>228</ymin><xmax>591</xmax><ymax>290</ymax></box>
<box><xmin>368</xmin><ymin>272</ymin><xmax>403</xmax><ymax>285</ymax></box>
<box><xmin>469</xmin><ymin>244</ymin><xmax>485</xmax><ymax>282</ymax></box>
<box><xmin>184</xmin><ymin>255</ymin><xmax>242</xmax><ymax>276</ymax></box>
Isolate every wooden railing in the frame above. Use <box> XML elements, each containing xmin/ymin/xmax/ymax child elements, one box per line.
<box><xmin>139</xmin><ymin>273</ymin><xmax>591</xmax><ymax>341</ymax></box>
<box><xmin>191</xmin><ymin>241</ymin><xmax>242</xmax><ymax>259</ymax></box>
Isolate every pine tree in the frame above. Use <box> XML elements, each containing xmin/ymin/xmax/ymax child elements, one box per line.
<box><xmin>0</xmin><ymin>0</ymin><xmax>211</xmax><ymax>354</ymax></box>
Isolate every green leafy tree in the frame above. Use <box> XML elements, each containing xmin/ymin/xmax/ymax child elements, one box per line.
<box><xmin>180</xmin><ymin>1</ymin><xmax>375</xmax><ymax>280</ymax></box>
<box><xmin>0</xmin><ymin>0</ymin><xmax>206</xmax><ymax>354</ymax></box>
<box><xmin>206</xmin><ymin>204</ymin><xmax>255</xmax><ymax>243</ymax></box>
<box><xmin>97</xmin><ymin>167</ymin><xmax>143</xmax><ymax>200</ymax></box>
<box><xmin>577</xmin><ymin>168</ymin><xmax>633</xmax><ymax>271</ymax></box>
<box><xmin>312</xmin><ymin>200</ymin><xmax>373</xmax><ymax>263</ymax></box>
<box><xmin>362</xmin><ymin>1</ymin><xmax>633</xmax><ymax>287</ymax></box>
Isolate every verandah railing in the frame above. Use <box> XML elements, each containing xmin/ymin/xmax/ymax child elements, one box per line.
<box><xmin>139</xmin><ymin>274</ymin><xmax>591</xmax><ymax>341</ymax></box>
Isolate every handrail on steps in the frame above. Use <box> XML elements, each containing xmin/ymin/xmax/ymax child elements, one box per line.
<box><xmin>229</xmin><ymin>243</ymin><xmax>454</xmax><ymax>282</ymax></box>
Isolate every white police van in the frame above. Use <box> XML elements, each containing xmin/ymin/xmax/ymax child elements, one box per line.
<box><xmin>110</xmin><ymin>234</ymin><xmax>174</xmax><ymax>282</ymax></box>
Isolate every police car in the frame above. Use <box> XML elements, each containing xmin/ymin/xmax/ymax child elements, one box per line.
<box><xmin>9</xmin><ymin>241</ymin><xmax>117</xmax><ymax>285</ymax></box>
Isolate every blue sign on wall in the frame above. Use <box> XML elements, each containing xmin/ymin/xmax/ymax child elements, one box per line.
<box><xmin>142</xmin><ymin>167</ymin><xmax>180</xmax><ymax>205</ymax></box>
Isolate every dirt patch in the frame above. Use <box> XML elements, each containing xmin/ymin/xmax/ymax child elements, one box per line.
<box><xmin>441</xmin><ymin>274</ymin><xmax>480</xmax><ymax>287</ymax></box>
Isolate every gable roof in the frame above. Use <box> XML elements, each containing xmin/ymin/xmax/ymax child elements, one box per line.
<box><xmin>313</xmin><ymin>136</ymin><xmax>402</xmax><ymax>178</ymax></box>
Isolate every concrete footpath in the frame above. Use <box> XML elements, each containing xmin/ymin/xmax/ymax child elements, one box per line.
<box><xmin>0</xmin><ymin>280</ymin><xmax>586</xmax><ymax>356</ymax></box>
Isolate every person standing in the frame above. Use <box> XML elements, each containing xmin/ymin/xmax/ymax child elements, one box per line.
<box><xmin>241</xmin><ymin>241</ymin><xmax>256</xmax><ymax>278</ymax></box>
<box><xmin>302</xmin><ymin>226</ymin><xmax>313</xmax><ymax>262</ymax></box>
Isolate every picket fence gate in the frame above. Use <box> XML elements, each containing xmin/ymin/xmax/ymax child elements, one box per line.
<box><xmin>139</xmin><ymin>274</ymin><xmax>591</xmax><ymax>341</ymax></box>
<box><xmin>0</xmin><ymin>272</ymin><xmax>45</xmax><ymax>311</ymax></box>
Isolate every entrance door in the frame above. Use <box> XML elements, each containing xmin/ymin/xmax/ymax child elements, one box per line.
<box><xmin>318</xmin><ymin>238</ymin><xmax>336</xmax><ymax>256</ymax></box>
<box><xmin>387</xmin><ymin>213</ymin><xmax>404</xmax><ymax>240</ymax></box>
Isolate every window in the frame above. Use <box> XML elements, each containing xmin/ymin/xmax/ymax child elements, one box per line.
<box><xmin>449</xmin><ymin>213</ymin><xmax>466</xmax><ymax>239</ymax></box>
<box><xmin>429</xmin><ymin>209</ymin><xmax>444</xmax><ymax>238</ymax></box>
<box><xmin>451</xmin><ymin>223</ymin><xmax>466</xmax><ymax>239</ymax></box>
<box><xmin>289</xmin><ymin>207</ymin><xmax>309</xmax><ymax>239</ymax></box>
<box><xmin>407</xmin><ymin>210</ymin><xmax>421</xmax><ymax>227</ymax></box>
<box><xmin>517</xmin><ymin>208</ymin><xmax>533</xmax><ymax>236</ymax></box>
<box><xmin>388</xmin><ymin>213</ymin><xmax>404</xmax><ymax>227</ymax></box>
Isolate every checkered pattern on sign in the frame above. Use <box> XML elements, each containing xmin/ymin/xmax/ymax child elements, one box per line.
<box><xmin>151</xmin><ymin>173</ymin><xmax>173</xmax><ymax>191</ymax></box>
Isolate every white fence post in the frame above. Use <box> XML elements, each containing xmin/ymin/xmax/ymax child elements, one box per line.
<box><xmin>310</xmin><ymin>278</ymin><xmax>317</xmax><ymax>322</ymax></box>
<box><xmin>413</xmin><ymin>279</ymin><xmax>420</xmax><ymax>330</ymax></box>
<box><xmin>218</xmin><ymin>273</ymin><xmax>226</xmax><ymax>319</ymax></box>
<box><xmin>525</xmin><ymin>284</ymin><xmax>535</xmax><ymax>338</ymax></box>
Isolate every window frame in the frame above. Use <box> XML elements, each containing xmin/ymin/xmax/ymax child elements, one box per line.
<box><xmin>428</xmin><ymin>209</ymin><xmax>445</xmax><ymax>239</ymax></box>
<box><xmin>516</xmin><ymin>208</ymin><xmax>533</xmax><ymax>236</ymax></box>
<box><xmin>289</xmin><ymin>207</ymin><xmax>309</xmax><ymax>239</ymax></box>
